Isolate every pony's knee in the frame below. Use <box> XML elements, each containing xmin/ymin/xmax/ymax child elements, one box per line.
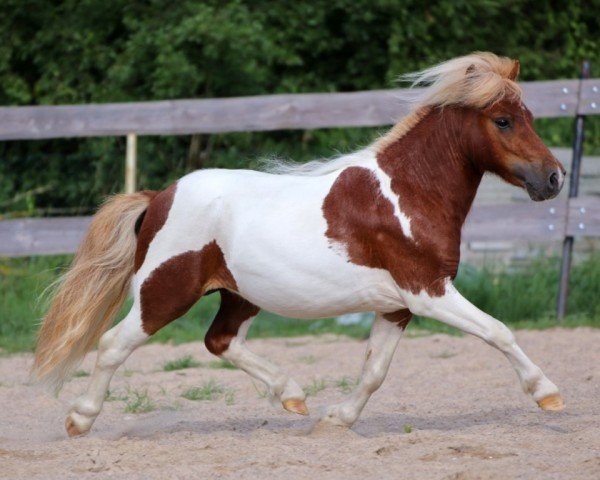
<box><xmin>484</xmin><ymin>321</ymin><xmax>515</xmax><ymax>351</ymax></box>
<box><xmin>204</xmin><ymin>332</ymin><xmax>231</xmax><ymax>356</ymax></box>
<box><xmin>97</xmin><ymin>325</ymin><xmax>144</xmax><ymax>368</ymax></box>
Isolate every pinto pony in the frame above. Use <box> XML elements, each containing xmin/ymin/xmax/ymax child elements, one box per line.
<box><xmin>33</xmin><ymin>52</ymin><xmax>566</xmax><ymax>437</ymax></box>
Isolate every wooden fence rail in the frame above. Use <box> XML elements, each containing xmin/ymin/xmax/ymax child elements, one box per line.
<box><xmin>0</xmin><ymin>80</ymin><xmax>591</xmax><ymax>141</ymax></box>
<box><xmin>2</xmin><ymin>195</ymin><xmax>598</xmax><ymax>258</ymax></box>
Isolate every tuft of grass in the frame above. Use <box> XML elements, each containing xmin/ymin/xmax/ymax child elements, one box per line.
<box><xmin>163</xmin><ymin>355</ymin><xmax>201</xmax><ymax>371</ymax></box>
<box><xmin>404</xmin><ymin>424</ymin><xmax>413</xmax><ymax>434</ymax></box>
<box><xmin>123</xmin><ymin>389</ymin><xmax>156</xmax><ymax>413</ymax></box>
<box><xmin>105</xmin><ymin>389</ymin><xmax>128</xmax><ymax>402</ymax></box>
<box><xmin>251</xmin><ymin>381</ymin><xmax>269</xmax><ymax>399</ymax></box>
<box><xmin>224</xmin><ymin>389</ymin><xmax>236</xmax><ymax>405</ymax></box>
<box><xmin>73</xmin><ymin>370</ymin><xmax>90</xmax><ymax>378</ymax></box>
<box><xmin>303</xmin><ymin>378</ymin><xmax>327</xmax><ymax>397</ymax></box>
<box><xmin>181</xmin><ymin>379</ymin><xmax>224</xmax><ymax>401</ymax></box>
<box><xmin>336</xmin><ymin>376</ymin><xmax>359</xmax><ymax>393</ymax></box>
<box><xmin>207</xmin><ymin>359</ymin><xmax>236</xmax><ymax>370</ymax></box>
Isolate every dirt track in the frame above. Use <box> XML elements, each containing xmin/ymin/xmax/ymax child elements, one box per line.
<box><xmin>1</xmin><ymin>328</ymin><xmax>599</xmax><ymax>479</ymax></box>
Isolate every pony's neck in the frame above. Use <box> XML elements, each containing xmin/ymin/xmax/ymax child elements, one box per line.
<box><xmin>375</xmin><ymin>107</ymin><xmax>483</xmax><ymax>271</ymax></box>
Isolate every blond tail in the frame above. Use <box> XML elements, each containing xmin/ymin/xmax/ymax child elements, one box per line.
<box><xmin>32</xmin><ymin>191</ymin><xmax>155</xmax><ymax>393</ymax></box>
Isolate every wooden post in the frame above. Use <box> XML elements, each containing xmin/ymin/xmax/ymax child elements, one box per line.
<box><xmin>125</xmin><ymin>133</ymin><xmax>137</xmax><ymax>193</ymax></box>
<box><xmin>556</xmin><ymin>60</ymin><xmax>591</xmax><ymax>319</ymax></box>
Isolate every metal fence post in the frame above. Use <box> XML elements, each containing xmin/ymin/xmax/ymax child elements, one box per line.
<box><xmin>556</xmin><ymin>60</ymin><xmax>591</xmax><ymax>319</ymax></box>
<box><xmin>125</xmin><ymin>133</ymin><xmax>137</xmax><ymax>194</ymax></box>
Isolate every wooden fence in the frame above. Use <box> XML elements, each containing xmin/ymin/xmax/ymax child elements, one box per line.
<box><xmin>0</xmin><ymin>67</ymin><xmax>599</xmax><ymax>316</ymax></box>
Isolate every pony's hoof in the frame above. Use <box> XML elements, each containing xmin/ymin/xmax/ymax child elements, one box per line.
<box><xmin>537</xmin><ymin>393</ymin><xmax>565</xmax><ymax>411</ymax></box>
<box><xmin>282</xmin><ymin>398</ymin><xmax>309</xmax><ymax>416</ymax></box>
<box><xmin>65</xmin><ymin>416</ymin><xmax>86</xmax><ymax>437</ymax></box>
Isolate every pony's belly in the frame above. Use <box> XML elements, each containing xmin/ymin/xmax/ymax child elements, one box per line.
<box><xmin>232</xmin><ymin>262</ymin><xmax>407</xmax><ymax>319</ymax></box>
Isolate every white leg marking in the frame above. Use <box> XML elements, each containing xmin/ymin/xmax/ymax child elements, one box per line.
<box><xmin>408</xmin><ymin>282</ymin><xmax>560</xmax><ymax>403</ymax></box>
<box><xmin>220</xmin><ymin>318</ymin><xmax>306</xmax><ymax>409</ymax></box>
<box><xmin>66</xmin><ymin>306</ymin><xmax>148</xmax><ymax>435</ymax></box>
<box><xmin>321</xmin><ymin>313</ymin><xmax>404</xmax><ymax>426</ymax></box>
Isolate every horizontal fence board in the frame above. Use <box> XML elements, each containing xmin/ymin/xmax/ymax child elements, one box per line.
<box><xmin>520</xmin><ymin>80</ymin><xmax>580</xmax><ymax>117</ymax></box>
<box><xmin>578</xmin><ymin>79</ymin><xmax>600</xmax><ymax>115</ymax></box>
<box><xmin>462</xmin><ymin>199</ymin><xmax>567</xmax><ymax>242</ymax></box>
<box><xmin>0</xmin><ymin>89</ymin><xmax>419</xmax><ymax>141</ymax></box>
<box><xmin>0</xmin><ymin>217</ymin><xmax>91</xmax><ymax>257</ymax></box>
<box><xmin>3</xmin><ymin>197</ymin><xmax>599</xmax><ymax>257</ymax></box>
<box><xmin>566</xmin><ymin>196</ymin><xmax>600</xmax><ymax>237</ymax></box>
<box><xmin>0</xmin><ymin>79</ymin><xmax>593</xmax><ymax>141</ymax></box>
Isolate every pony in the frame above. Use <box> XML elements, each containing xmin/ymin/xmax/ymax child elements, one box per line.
<box><xmin>32</xmin><ymin>52</ymin><xmax>566</xmax><ymax>437</ymax></box>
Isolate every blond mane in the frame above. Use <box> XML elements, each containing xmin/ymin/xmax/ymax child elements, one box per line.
<box><xmin>374</xmin><ymin>52</ymin><xmax>522</xmax><ymax>150</ymax></box>
<box><xmin>402</xmin><ymin>51</ymin><xmax>522</xmax><ymax>109</ymax></box>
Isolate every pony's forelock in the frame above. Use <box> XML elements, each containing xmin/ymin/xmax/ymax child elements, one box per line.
<box><xmin>402</xmin><ymin>52</ymin><xmax>522</xmax><ymax>109</ymax></box>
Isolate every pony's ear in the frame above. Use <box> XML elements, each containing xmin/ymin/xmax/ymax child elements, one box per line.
<box><xmin>466</xmin><ymin>64</ymin><xmax>476</xmax><ymax>75</ymax></box>
<box><xmin>508</xmin><ymin>60</ymin><xmax>520</xmax><ymax>80</ymax></box>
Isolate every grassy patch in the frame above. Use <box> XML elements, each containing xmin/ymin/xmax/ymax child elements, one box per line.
<box><xmin>162</xmin><ymin>355</ymin><xmax>201</xmax><ymax>371</ymax></box>
<box><xmin>123</xmin><ymin>389</ymin><xmax>156</xmax><ymax>413</ymax></box>
<box><xmin>207</xmin><ymin>360</ymin><xmax>237</xmax><ymax>370</ymax></box>
<box><xmin>104</xmin><ymin>389</ymin><xmax>127</xmax><ymax>402</ymax></box>
<box><xmin>224</xmin><ymin>389</ymin><xmax>236</xmax><ymax>405</ymax></box>
<box><xmin>336</xmin><ymin>376</ymin><xmax>359</xmax><ymax>393</ymax></box>
<box><xmin>303</xmin><ymin>378</ymin><xmax>327</xmax><ymax>397</ymax></box>
<box><xmin>72</xmin><ymin>370</ymin><xmax>90</xmax><ymax>378</ymax></box>
<box><xmin>181</xmin><ymin>380</ymin><xmax>224</xmax><ymax>401</ymax></box>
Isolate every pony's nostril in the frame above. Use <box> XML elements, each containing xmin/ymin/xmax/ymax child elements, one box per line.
<box><xmin>549</xmin><ymin>172</ymin><xmax>559</xmax><ymax>189</ymax></box>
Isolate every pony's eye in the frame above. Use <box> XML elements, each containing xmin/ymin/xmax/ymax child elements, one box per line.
<box><xmin>494</xmin><ymin>118</ymin><xmax>511</xmax><ymax>130</ymax></box>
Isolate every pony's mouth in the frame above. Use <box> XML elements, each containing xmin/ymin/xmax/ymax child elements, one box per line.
<box><xmin>525</xmin><ymin>182</ymin><xmax>547</xmax><ymax>202</ymax></box>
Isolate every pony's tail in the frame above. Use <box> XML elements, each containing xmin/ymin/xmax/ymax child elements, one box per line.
<box><xmin>32</xmin><ymin>191</ymin><xmax>155</xmax><ymax>394</ymax></box>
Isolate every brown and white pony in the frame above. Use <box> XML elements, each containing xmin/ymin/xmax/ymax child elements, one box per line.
<box><xmin>33</xmin><ymin>52</ymin><xmax>566</xmax><ymax>437</ymax></box>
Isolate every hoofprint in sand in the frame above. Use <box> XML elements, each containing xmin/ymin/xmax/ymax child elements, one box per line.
<box><xmin>1</xmin><ymin>328</ymin><xmax>599</xmax><ymax>480</ymax></box>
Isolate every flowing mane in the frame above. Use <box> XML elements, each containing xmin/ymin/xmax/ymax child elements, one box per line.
<box><xmin>267</xmin><ymin>52</ymin><xmax>523</xmax><ymax>176</ymax></box>
<box><xmin>401</xmin><ymin>51</ymin><xmax>522</xmax><ymax>109</ymax></box>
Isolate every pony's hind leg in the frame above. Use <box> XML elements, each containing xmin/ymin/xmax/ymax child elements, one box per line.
<box><xmin>66</xmin><ymin>305</ymin><xmax>148</xmax><ymax>436</ymax></box>
<box><xmin>321</xmin><ymin>310</ymin><xmax>410</xmax><ymax>427</ymax></box>
<box><xmin>205</xmin><ymin>290</ymin><xmax>307</xmax><ymax>415</ymax></box>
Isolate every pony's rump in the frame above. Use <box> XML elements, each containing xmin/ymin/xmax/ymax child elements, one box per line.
<box><xmin>32</xmin><ymin>191</ymin><xmax>155</xmax><ymax>393</ymax></box>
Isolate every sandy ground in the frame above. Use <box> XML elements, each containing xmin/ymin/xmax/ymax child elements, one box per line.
<box><xmin>0</xmin><ymin>328</ymin><xmax>599</xmax><ymax>479</ymax></box>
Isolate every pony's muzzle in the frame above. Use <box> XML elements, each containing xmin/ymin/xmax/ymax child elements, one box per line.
<box><xmin>519</xmin><ymin>162</ymin><xmax>565</xmax><ymax>201</ymax></box>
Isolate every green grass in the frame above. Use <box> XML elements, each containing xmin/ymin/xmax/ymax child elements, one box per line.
<box><xmin>162</xmin><ymin>355</ymin><xmax>201</xmax><ymax>371</ymax></box>
<box><xmin>336</xmin><ymin>376</ymin><xmax>359</xmax><ymax>393</ymax></box>
<box><xmin>1</xmin><ymin>253</ymin><xmax>599</xmax><ymax>354</ymax></box>
<box><xmin>123</xmin><ymin>389</ymin><xmax>156</xmax><ymax>413</ymax></box>
<box><xmin>207</xmin><ymin>360</ymin><xmax>236</xmax><ymax>370</ymax></box>
<box><xmin>181</xmin><ymin>379</ymin><xmax>224</xmax><ymax>401</ymax></box>
<box><xmin>303</xmin><ymin>378</ymin><xmax>327</xmax><ymax>397</ymax></box>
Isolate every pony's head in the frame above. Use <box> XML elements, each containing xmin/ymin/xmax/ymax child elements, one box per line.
<box><xmin>407</xmin><ymin>52</ymin><xmax>565</xmax><ymax>201</ymax></box>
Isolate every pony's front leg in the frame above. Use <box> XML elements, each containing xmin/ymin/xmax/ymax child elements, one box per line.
<box><xmin>66</xmin><ymin>306</ymin><xmax>148</xmax><ymax>436</ymax></box>
<box><xmin>321</xmin><ymin>311</ymin><xmax>408</xmax><ymax>427</ymax></box>
<box><xmin>408</xmin><ymin>281</ymin><xmax>564</xmax><ymax>411</ymax></box>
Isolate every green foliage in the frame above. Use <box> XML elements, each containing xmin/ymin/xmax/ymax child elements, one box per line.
<box><xmin>303</xmin><ymin>378</ymin><xmax>327</xmax><ymax>397</ymax></box>
<box><xmin>207</xmin><ymin>360</ymin><xmax>237</xmax><ymax>370</ymax></box>
<box><xmin>123</xmin><ymin>389</ymin><xmax>156</xmax><ymax>413</ymax></box>
<box><xmin>162</xmin><ymin>355</ymin><xmax>201</xmax><ymax>371</ymax></box>
<box><xmin>0</xmin><ymin>1</ymin><xmax>599</xmax><ymax>214</ymax></box>
<box><xmin>181</xmin><ymin>380</ymin><xmax>224</xmax><ymax>401</ymax></box>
